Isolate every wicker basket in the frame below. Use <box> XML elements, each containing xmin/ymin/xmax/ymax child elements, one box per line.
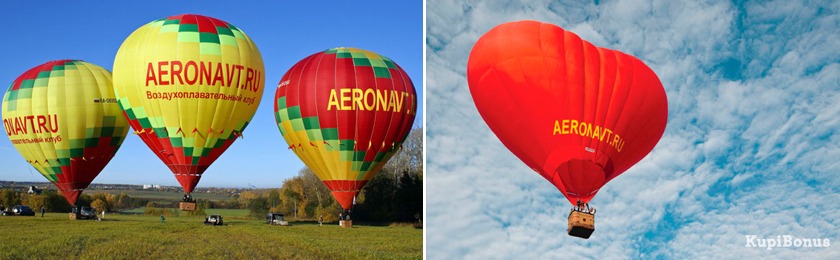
<box><xmin>567</xmin><ymin>211</ymin><xmax>595</xmax><ymax>239</ymax></box>
<box><xmin>179</xmin><ymin>202</ymin><xmax>196</xmax><ymax>211</ymax></box>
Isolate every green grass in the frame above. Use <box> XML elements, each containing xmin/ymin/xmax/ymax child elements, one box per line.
<box><xmin>120</xmin><ymin>207</ymin><xmax>150</xmax><ymax>214</ymax></box>
<box><xmin>121</xmin><ymin>208</ymin><xmax>252</xmax><ymax>219</ymax></box>
<box><xmin>0</xmin><ymin>213</ymin><xmax>422</xmax><ymax>259</ymax></box>
<box><xmin>203</xmin><ymin>208</ymin><xmax>251</xmax><ymax>217</ymax></box>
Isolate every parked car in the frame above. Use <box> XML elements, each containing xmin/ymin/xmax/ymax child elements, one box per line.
<box><xmin>204</xmin><ymin>214</ymin><xmax>223</xmax><ymax>226</ymax></box>
<box><xmin>70</xmin><ymin>206</ymin><xmax>98</xmax><ymax>220</ymax></box>
<box><xmin>266</xmin><ymin>212</ymin><xmax>289</xmax><ymax>226</ymax></box>
<box><xmin>11</xmin><ymin>205</ymin><xmax>36</xmax><ymax>216</ymax></box>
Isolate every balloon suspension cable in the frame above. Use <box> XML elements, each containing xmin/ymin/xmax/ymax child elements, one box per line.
<box><xmin>27</xmin><ymin>162</ymin><xmax>35</xmax><ymax>177</ymax></box>
<box><xmin>572</xmin><ymin>200</ymin><xmax>596</xmax><ymax>215</ymax></box>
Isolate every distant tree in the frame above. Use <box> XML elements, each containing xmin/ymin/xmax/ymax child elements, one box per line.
<box><xmin>43</xmin><ymin>191</ymin><xmax>71</xmax><ymax>212</ymax></box>
<box><xmin>216</xmin><ymin>198</ymin><xmax>240</xmax><ymax>209</ymax></box>
<box><xmin>356</xmin><ymin>172</ymin><xmax>396</xmax><ymax>222</ymax></box>
<box><xmin>75</xmin><ymin>194</ymin><xmax>93</xmax><ymax>207</ymax></box>
<box><xmin>238</xmin><ymin>191</ymin><xmax>260</xmax><ymax>208</ymax></box>
<box><xmin>185</xmin><ymin>200</ymin><xmax>208</xmax><ymax>217</ymax></box>
<box><xmin>89</xmin><ymin>193</ymin><xmax>116</xmax><ymax>211</ymax></box>
<box><xmin>299</xmin><ymin>168</ymin><xmax>334</xmax><ymax>216</ymax></box>
<box><xmin>0</xmin><ymin>189</ymin><xmax>22</xmax><ymax>209</ymax></box>
<box><xmin>143</xmin><ymin>202</ymin><xmax>158</xmax><ymax>216</ymax></box>
<box><xmin>396</xmin><ymin>171</ymin><xmax>422</xmax><ymax>222</ymax></box>
<box><xmin>267</xmin><ymin>189</ymin><xmax>281</xmax><ymax>210</ymax></box>
<box><xmin>115</xmin><ymin>192</ymin><xmax>128</xmax><ymax>209</ymax></box>
<box><xmin>279</xmin><ymin>176</ymin><xmax>305</xmax><ymax>219</ymax></box>
<box><xmin>247</xmin><ymin>196</ymin><xmax>269</xmax><ymax>219</ymax></box>
<box><xmin>107</xmin><ymin>193</ymin><xmax>147</xmax><ymax>211</ymax></box>
<box><xmin>91</xmin><ymin>199</ymin><xmax>107</xmax><ymax>214</ymax></box>
<box><xmin>382</xmin><ymin>128</ymin><xmax>424</xmax><ymax>182</ymax></box>
<box><xmin>23</xmin><ymin>194</ymin><xmax>47</xmax><ymax>212</ymax></box>
<box><xmin>357</xmin><ymin>127</ymin><xmax>423</xmax><ymax>223</ymax></box>
<box><xmin>315</xmin><ymin>204</ymin><xmax>340</xmax><ymax>223</ymax></box>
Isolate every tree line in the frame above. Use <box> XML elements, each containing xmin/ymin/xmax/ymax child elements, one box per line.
<box><xmin>0</xmin><ymin>189</ymin><xmax>148</xmax><ymax>213</ymax></box>
<box><xmin>245</xmin><ymin>127</ymin><xmax>423</xmax><ymax>223</ymax></box>
<box><xmin>2</xmin><ymin>127</ymin><xmax>422</xmax><ymax>224</ymax></box>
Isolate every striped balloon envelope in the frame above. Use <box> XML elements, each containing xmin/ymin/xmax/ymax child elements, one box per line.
<box><xmin>274</xmin><ymin>47</ymin><xmax>417</xmax><ymax>210</ymax></box>
<box><xmin>113</xmin><ymin>14</ymin><xmax>264</xmax><ymax>193</ymax></box>
<box><xmin>2</xmin><ymin>60</ymin><xmax>128</xmax><ymax>205</ymax></box>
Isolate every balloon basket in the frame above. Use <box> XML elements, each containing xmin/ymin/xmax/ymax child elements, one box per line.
<box><xmin>567</xmin><ymin>211</ymin><xmax>595</xmax><ymax>239</ymax></box>
<box><xmin>68</xmin><ymin>212</ymin><xmax>79</xmax><ymax>220</ymax></box>
<box><xmin>340</xmin><ymin>220</ymin><xmax>353</xmax><ymax>228</ymax></box>
<box><xmin>179</xmin><ymin>202</ymin><xmax>196</xmax><ymax>211</ymax></box>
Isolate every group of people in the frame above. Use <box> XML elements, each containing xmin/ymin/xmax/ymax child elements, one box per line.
<box><xmin>181</xmin><ymin>194</ymin><xmax>194</xmax><ymax>202</ymax></box>
<box><xmin>572</xmin><ymin>200</ymin><xmax>596</xmax><ymax>214</ymax></box>
<box><xmin>338</xmin><ymin>211</ymin><xmax>351</xmax><ymax>221</ymax></box>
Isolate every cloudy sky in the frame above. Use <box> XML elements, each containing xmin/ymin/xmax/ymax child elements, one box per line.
<box><xmin>0</xmin><ymin>1</ymin><xmax>421</xmax><ymax>188</ymax></box>
<box><xmin>426</xmin><ymin>0</ymin><xmax>838</xmax><ymax>258</ymax></box>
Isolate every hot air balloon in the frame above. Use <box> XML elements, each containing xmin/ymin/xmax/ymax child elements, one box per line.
<box><xmin>2</xmin><ymin>60</ymin><xmax>129</xmax><ymax>206</ymax></box>
<box><xmin>275</xmin><ymin>47</ymin><xmax>417</xmax><ymax>226</ymax></box>
<box><xmin>113</xmin><ymin>14</ymin><xmax>264</xmax><ymax>210</ymax></box>
<box><xmin>467</xmin><ymin>21</ymin><xmax>668</xmax><ymax>238</ymax></box>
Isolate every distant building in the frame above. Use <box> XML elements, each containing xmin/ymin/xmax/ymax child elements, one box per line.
<box><xmin>27</xmin><ymin>186</ymin><xmax>42</xmax><ymax>195</ymax></box>
<box><xmin>143</xmin><ymin>184</ymin><xmax>161</xmax><ymax>190</ymax></box>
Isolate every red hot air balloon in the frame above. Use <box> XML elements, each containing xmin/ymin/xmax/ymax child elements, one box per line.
<box><xmin>274</xmin><ymin>48</ymin><xmax>417</xmax><ymax>221</ymax></box>
<box><xmin>467</xmin><ymin>20</ymin><xmax>668</xmax><ymax>238</ymax></box>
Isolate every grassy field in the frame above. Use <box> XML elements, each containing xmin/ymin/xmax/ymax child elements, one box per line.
<box><xmin>0</xmin><ymin>213</ymin><xmax>422</xmax><ymax>259</ymax></box>
<box><xmin>121</xmin><ymin>208</ymin><xmax>252</xmax><ymax>218</ymax></box>
<box><xmin>202</xmin><ymin>208</ymin><xmax>251</xmax><ymax>217</ymax></box>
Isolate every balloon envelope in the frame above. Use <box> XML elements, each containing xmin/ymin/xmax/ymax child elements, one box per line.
<box><xmin>467</xmin><ymin>21</ymin><xmax>668</xmax><ymax>204</ymax></box>
<box><xmin>274</xmin><ymin>47</ymin><xmax>417</xmax><ymax>210</ymax></box>
<box><xmin>2</xmin><ymin>60</ymin><xmax>128</xmax><ymax>205</ymax></box>
<box><xmin>113</xmin><ymin>14</ymin><xmax>264</xmax><ymax>193</ymax></box>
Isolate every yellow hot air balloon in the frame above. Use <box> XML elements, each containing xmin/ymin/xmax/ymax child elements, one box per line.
<box><xmin>2</xmin><ymin>60</ymin><xmax>129</xmax><ymax>205</ymax></box>
<box><xmin>112</xmin><ymin>14</ymin><xmax>264</xmax><ymax>200</ymax></box>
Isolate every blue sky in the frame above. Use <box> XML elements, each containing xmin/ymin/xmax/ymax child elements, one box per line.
<box><xmin>427</xmin><ymin>0</ymin><xmax>838</xmax><ymax>258</ymax></box>
<box><xmin>0</xmin><ymin>1</ymin><xmax>422</xmax><ymax>188</ymax></box>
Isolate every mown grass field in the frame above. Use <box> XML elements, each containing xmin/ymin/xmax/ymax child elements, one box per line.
<box><xmin>0</xmin><ymin>212</ymin><xmax>422</xmax><ymax>259</ymax></box>
<box><xmin>120</xmin><ymin>208</ymin><xmax>252</xmax><ymax>218</ymax></box>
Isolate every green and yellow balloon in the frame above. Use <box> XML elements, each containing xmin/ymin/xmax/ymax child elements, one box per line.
<box><xmin>112</xmin><ymin>14</ymin><xmax>264</xmax><ymax>193</ymax></box>
<box><xmin>2</xmin><ymin>60</ymin><xmax>128</xmax><ymax>205</ymax></box>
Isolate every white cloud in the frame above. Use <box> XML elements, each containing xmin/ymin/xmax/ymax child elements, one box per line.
<box><xmin>427</xmin><ymin>0</ymin><xmax>839</xmax><ymax>258</ymax></box>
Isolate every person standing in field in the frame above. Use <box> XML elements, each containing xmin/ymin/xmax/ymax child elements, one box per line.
<box><xmin>319</xmin><ymin>215</ymin><xmax>323</xmax><ymax>226</ymax></box>
<box><xmin>41</xmin><ymin>207</ymin><xmax>45</xmax><ymax>217</ymax></box>
<box><xmin>102</xmin><ymin>210</ymin><xmax>105</xmax><ymax>219</ymax></box>
<box><xmin>160</xmin><ymin>214</ymin><xmax>165</xmax><ymax>223</ymax></box>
